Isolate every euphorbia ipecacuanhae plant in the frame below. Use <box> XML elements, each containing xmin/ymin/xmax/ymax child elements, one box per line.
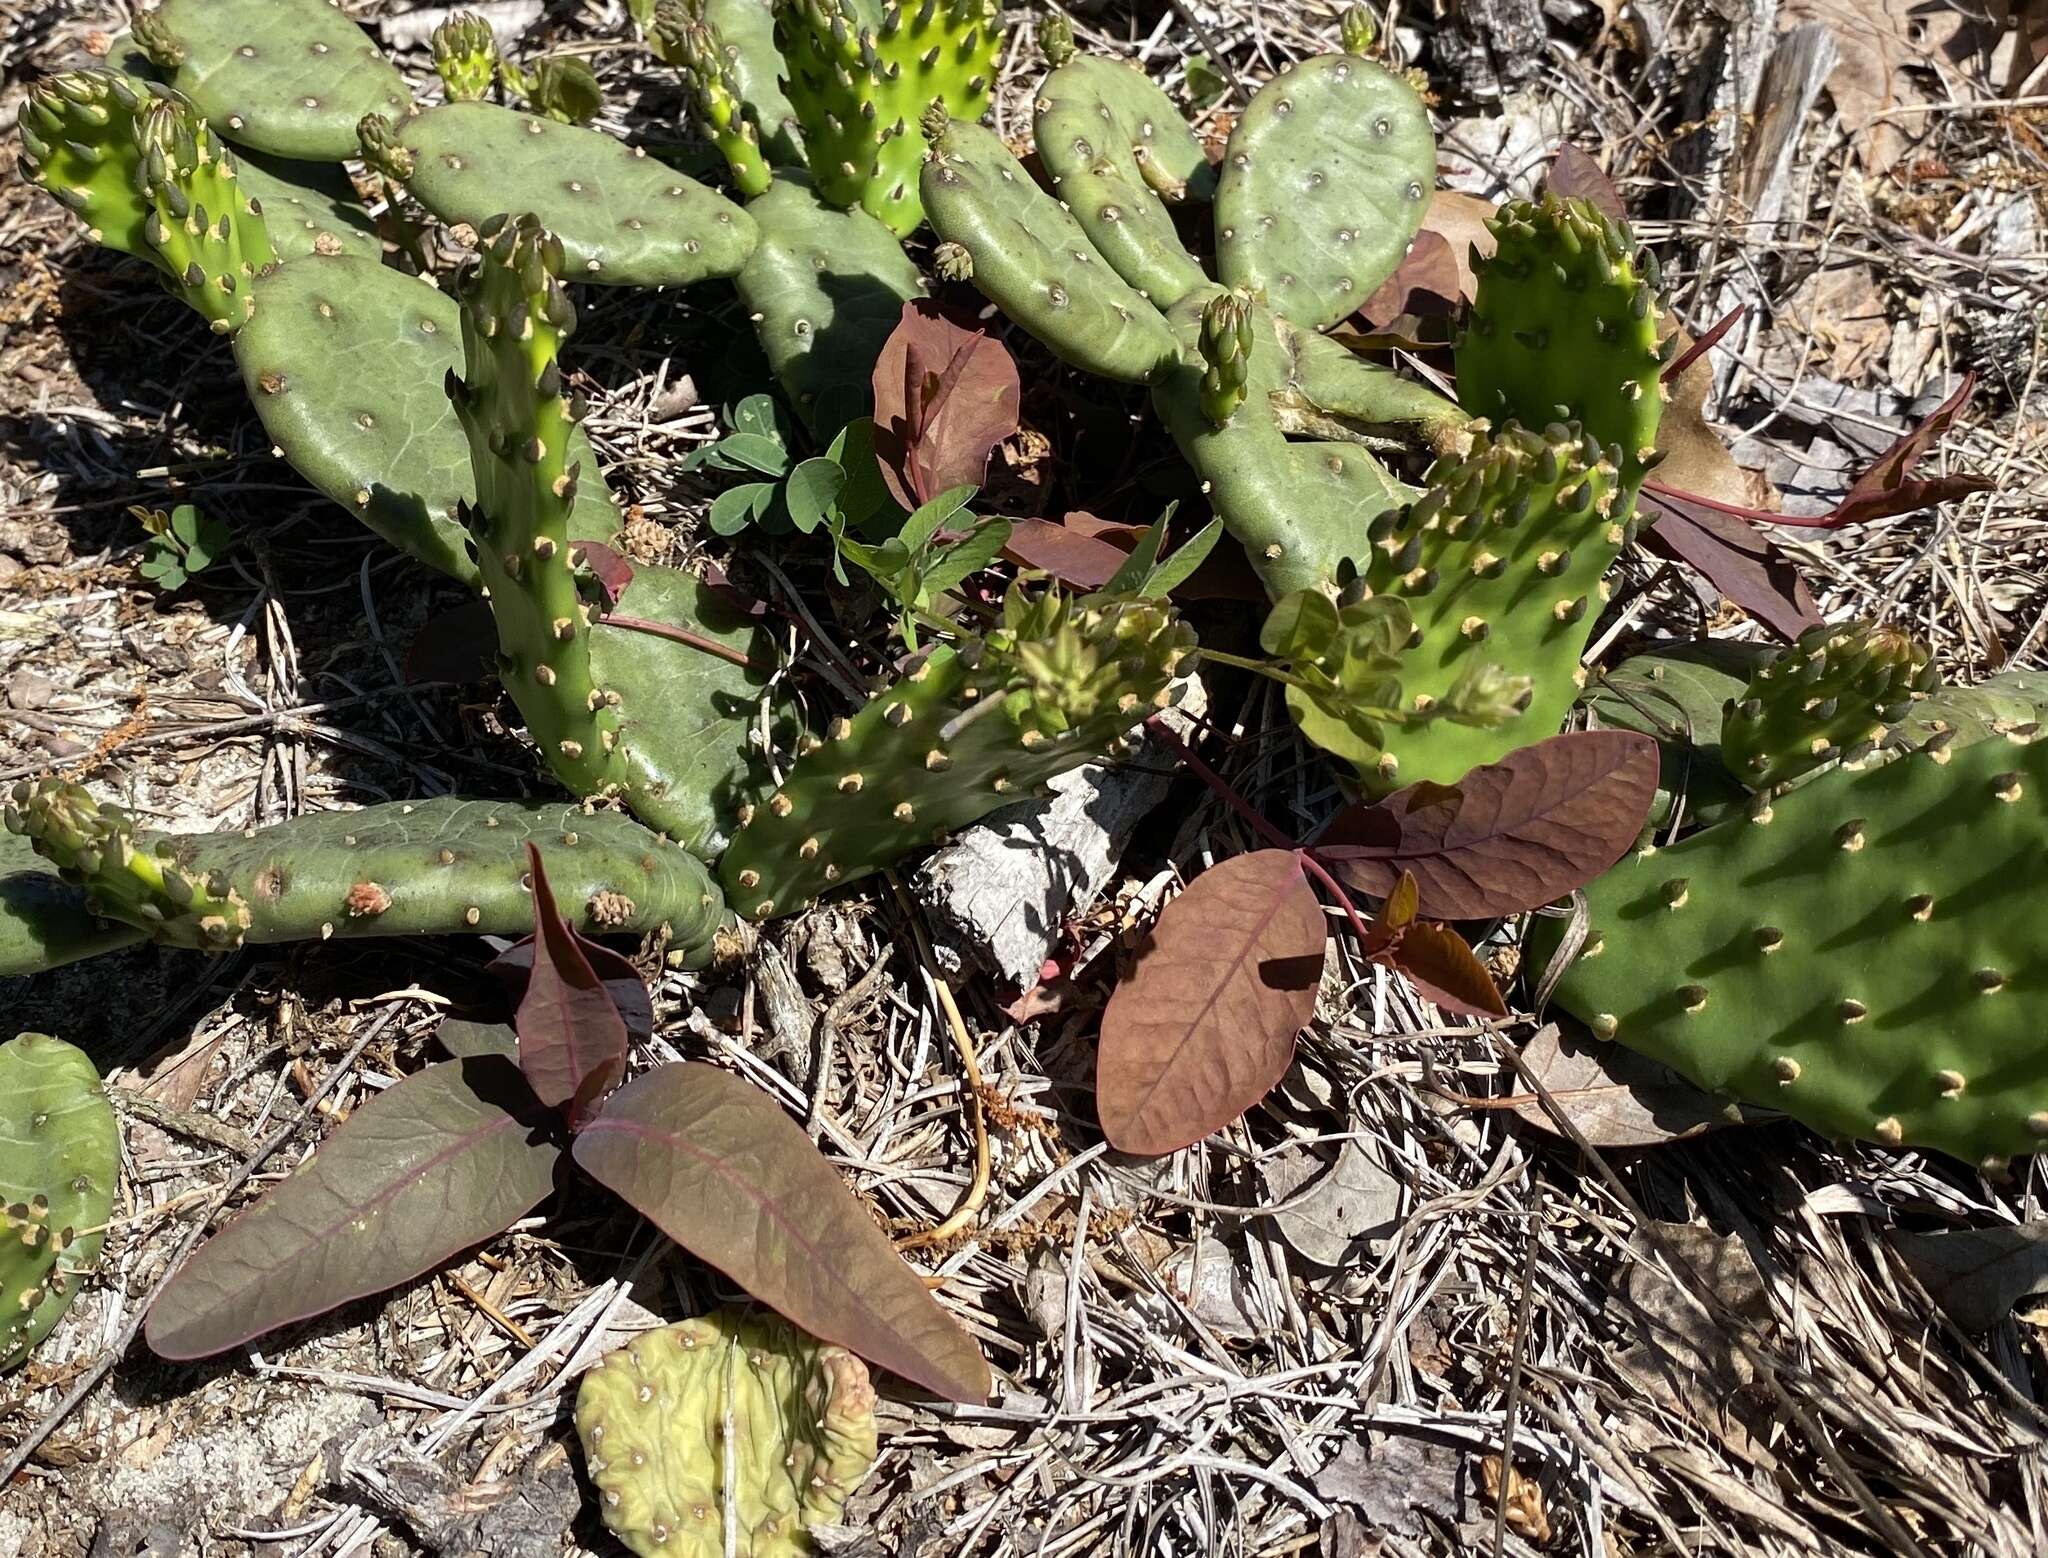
<box><xmin>145</xmin><ymin>848</ymin><xmax>991</xmax><ymax>1405</ymax></box>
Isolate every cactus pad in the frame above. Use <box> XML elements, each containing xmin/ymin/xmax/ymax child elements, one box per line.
<box><xmin>5</xmin><ymin>786</ymin><xmax>728</xmax><ymax>958</ymax></box>
<box><xmin>736</xmin><ymin>176</ymin><xmax>927</xmax><ymax>432</ymax></box>
<box><xmin>657</xmin><ymin>0</ymin><xmax>805</xmax><ymax>165</ymax></box>
<box><xmin>576</xmin><ymin>1307</ymin><xmax>878</xmax><ymax>1557</ymax></box>
<box><xmin>16</xmin><ymin>70</ymin><xmax>159</xmax><ymax>260</ymax></box>
<box><xmin>720</xmin><ymin>584</ymin><xmax>1194</xmax><ymax>920</ymax></box>
<box><xmin>134</xmin><ymin>0</ymin><xmax>409</xmax><ymax>161</ymax></box>
<box><xmin>1721</xmin><ymin>620</ymin><xmax>1937</xmax><ymax>789</ymax></box>
<box><xmin>1032</xmin><ymin>53</ymin><xmax>1213</xmax><ymax>308</ymax></box>
<box><xmin>776</xmin><ymin>0</ymin><xmax>1001</xmax><ymax>237</ymax></box>
<box><xmin>234</xmin><ymin>148</ymin><xmax>381</xmax><ymax>263</ymax></box>
<box><xmin>133</xmin><ymin>91</ymin><xmax>279</xmax><ymax>333</ymax></box>
<box><xmin>1903</xmin><ymin>670</ymin><xmax>2048</xmax><ymax>750</ymax></box>
<box><xmin>1213</xmin><ymin>52</ymin><xmax>1434</xmax><ymax>333</ymax></box>
<box><xmin>1544</xmin><ymin>730</ymin><xmax>2048</xmax><ymax>1169</ymax></box>
<box><xmin>1457</xmin><ymin>195</ymin><xmax>1666</xmax><ymax>497</ymax></box>
<box><xmin>0</xmin><ymin>833</ymin><xmax>146</xmax><ymax>977</ymax></box>
<box><xmin>667</xmin><ymin>14</ymin><xmax>774</xmax><ymax>195</ymax></box>
<box><xmin>359</xmin><ymin>104</ymin><xmax>756</xmax><ymax>287</ymax></box>
<box><xmin>0</xmin><ymin>1034</ymin><xmax>119</xmax><ymax>1371</ymax></box>
<box><xmin>233</xmin><ymin>252</ymin><xmax>615</xmax><ymax>584</ymax></box>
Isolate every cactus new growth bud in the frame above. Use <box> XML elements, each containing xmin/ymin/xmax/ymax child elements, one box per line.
<box><xmin>668</xmin><ymin>16</ymin><xmax>774</xmax><ymax>196</ymax></box>
<box><xmin>1341</xmin><ymin>5</ymin><xmax>1378</xmax><ymax>54</ymax></box>
<box><xmin>1721</xmin><ymin>620</ymin><xmax>1938</xmax><ymax>788</ymax></box>
<box><xmin>1198</xmin><ymin>287</ymin><xmax>1256</xmax><ymax>427</ymax></box>
<box><xmin>0</xmin><ymin>1034</ymin><xmax>119</xmax><ymax>1371</ymax></box>
<box><xmin>576</xmin><ymin>1308</ymin><xmax>879</xmax><ymax>1557</ymax></box>
<box><xmin>432</xmin><ymin>12</ymin><xmax>501</xmax><ymax>102</ymax></box>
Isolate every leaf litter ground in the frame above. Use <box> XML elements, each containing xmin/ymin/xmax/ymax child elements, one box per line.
<box><xmin>2</xmin><ymin>0</ymin><xmax>2046</xmax><ymax>1554</ymax></box>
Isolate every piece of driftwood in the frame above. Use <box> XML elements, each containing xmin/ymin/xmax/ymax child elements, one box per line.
<box><xmin>913</xmin><ymin>680</ymin><xmax>1205</xmax><ymax>986</ymax></box>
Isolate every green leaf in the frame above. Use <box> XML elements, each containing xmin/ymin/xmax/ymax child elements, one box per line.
<box><xmin>1260</xmin><ymin>590</ymin><xmax>1342</xmax><ymax>660</ymax></box>
<box><xmin>1101</xmin><ymin>503</ymin><xmax>1178</xmax><ymax>596</ymax></box>
<box><xmin>731</xmin><ymin>393</ymin><xmax>785</xmax><ymax>441</ymax></box>
<box><xmin>716</xmin><ymin>432</ymin><xmax>793</xmax><ymax>477</ymax></box>
<box><xmin>169</xmin><ymin>504</ymin><xmax>202</xmax><ymax>545</ymax></box>
<box><xmin>785</xmin><ymin>457</ymin><xmax>847</xmax><ymax>535</ymax></box>
<box><xmin>826</xmin><ymin>418</ymin><xmax>894</xmax><ymax>536</ymax></box>
<box><xmin>708</xmin><ymin>482</ymin><xmax>775</xmax><ymax>536</ymax></box>
<box><xmin>918</xmin><ymin>517</ymin><xmax>1013</xmax><ymax>601</ymax></box>
<box><xmin>1139</xmin><ymin>517</ymin><xmax>1223</xmax><ymax>599</ymax></box>
<box><xmin>898</xmin><ymin>484</ymin><xmax>978</xmax><ymax>554</ymax></box>
<box><xmin>1184</xmin><ymin>52</ymin><xmax>1228</xmax><ymax>107</ymax></box>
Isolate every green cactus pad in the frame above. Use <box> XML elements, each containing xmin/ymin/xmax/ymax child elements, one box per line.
<box><xmin>736</xmin><ymin>177</ymin><xmax>927</xmax><ymax>432</ymax></box>
<box><xmin>1285</xmin><ymin>325</ymin><xmax>1472</xmax><ymax>453</ymax></box>
<box><xmin>576</xmin><ymin>1307</ymin><xmax>879</xmax><ymax>1558</ymax></box>
<box><xmin>1542</xmin><ymin>730</ymin><xmax>2048</xmax><ymax>1170</ymax></box>
<box><xmin>1354</xmin><ymin>419</ymin><xmax>1626</xmax><ymax>790</ymax></box>
<box><xmin>134</xmin><ymin>0</ymin><xmax>410</xmax><ymax>161</ymax></box>
<box><xmin>4</xmin><ymin>786</ymin><xmax>728</xmax><ymax>959</ymax></box>
<box><xmin>776</xmin><ymin>0</ymin><xmax>1000</xmax><ymax>237</ymax></box>
<box><xmin>1456</xmin><ymin>195</ymin><xmax>1666</xmax><ymax>497</ymax></box>
<box><xmin>922</xmin><ymin>118</ymin><xmax>1179</xmax><ymax>383</ymax></box>
<box><xmin>1903</xmin><ymin>670</ymin><xmax>2048</xmax><ymax>749</ymax></box>
<box><xmin>16</xmin><ymin>70</ymin><xmax>158</xmax><ymax>260</ymax></box>
<box><xmin>432</xmin><ymin>12</ymin><xmax>500</xmax><ymax>103</ymax></box>
<box><xmin>1032</xmin><ymin>53</ymin><xmax>1213</xmax><ymax>308</ymax></box>
<box><xmin>133</xmin><ymin>91</ymin><xmax>279</xmax><ymax>333</ymax></box>
<box><xmin>233</xmin><ymin>148</ymin><xmax>381</xmax><ymax>263</ymax></box>
<box><xmin>233</xmin><ymin>252</ymin><xmax>616</xmax><ymax>585</ymax></box>
<box><xmin>0</xmin><ymin>1034</ymin><xmax>119</xmax><ymax>1371</ymax></box>
<box><xmin>667</xmin><ymin>14</ymin><xmax>774</xmax><ymax>196</ymax></box>
<box><xmin>658</xmin><ymin>0</ymin><xmax>805</xmax><ymax>165</ymax></box>
<box><xmin>0</xmin><ymin>833</ymin><xmax>145</xmax><ymax>978</ymax></box>
<box><xmin>1153</xmin><ymin>289</ymin><xmax>1413</xmax><ymax>600</ymax></box>
<box><xmin>359</xmin><ymin>104</ymin><xmax>756</xmax><ymax>287</ymax></box>
<box><xmin>1214</xmin><ymin>52</ymin><xmax>1434</xmax><ymax>333</ymax></box>
<box><xmin>720</xmin><ymin>584</ymin><xmax>1195</xmax><ymax>920</ymax></box>
<box><xmin>1721</xmin><ymin>620</ymin><xmax>1937</xmax><ymax>789</ymax></box>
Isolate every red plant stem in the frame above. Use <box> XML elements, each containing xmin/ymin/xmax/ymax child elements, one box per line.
<box><xmin>1293</xmin><ymin>847</ymin><xmax>1386</xmax><ymax>954</ymax></box>
<box><xmin>1642</xmin><ymin>480</ymin><xmax>1848</xmax><ymax>531</ymax></box>
<box><xmin>598</xmin><ymin>614</ymin><xmax>769</xmax><ymax>671</ymax></box>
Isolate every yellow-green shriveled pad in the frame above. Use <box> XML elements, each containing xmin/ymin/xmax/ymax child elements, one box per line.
<box><xmin>234</xmin><ymin>148</ymin><xmax>381</xmax><ymax>263</ymax></box>
<box><xmin>233</xmin><ymin>253</ymin><xmax>616</xmax><ymax>585</ymax></box>
<box><xmin>4</xmin><ymin>785</ymin><xmax>728</xmax><ymax>960</ymax></box>
<box><xmin>0</xmin><ymin>1034</ymin><xmax>118</xmax><ymax>1371</ymax></box>
<box><xmin>1032</xmin><ymin>52</ymin><xmax>1214</xmax><ymax>308</ymax></box>
<box><xmin>1153</xmin><ymin>289</ymin><xmax>1414</xmax><ymax>600</ymax></box>
<box><xmin>1721</xmin><ymin>620</ymin><xmax>1937</xmax><ymax>790</ymax></box>
<box><xmin>134</xmin><ymin>0</ymin><xmax>409</xmax><ymax>161</ymax></box>
<box><xmin>359</xmin><ymin>104</ymin><xmax>756</xmax><ymax>287</ymax></box>
<box><xmin>736</xmin><ymin>176</ymin><xmax>926</xmax><ymax>432</ymax></box>
<box><xmin>720</xmin><ymin>584</ymin><xmax>1195</xmax><ymax>920</ymax></box>
<box><xmin>1542</xmin><ymin>730</ymin><xmax>2048</xmax><ymax>1170</ymax></box>
<box><xmin>1214</xmin><ymin>52</ymin><xmax>1434</xmax><ymax>333</ymax></box>
<box><xmin>576</xmin><ymin>1307</ymin><xmax>878</xmax><ymax>1558</ymax></box>
<box><xmin>1353</xmin><ymin>418</ymin><xmax>1627</xmax><ymax>791</ymax></box>
<box><xmin>922</xmin><ymin>118</ymin><xmax>1179</xmax><ymax>383</ymax></box>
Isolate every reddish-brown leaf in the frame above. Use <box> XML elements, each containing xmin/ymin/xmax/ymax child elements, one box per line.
<box><xmin>518</xmin><ymin>845</ymin><xmax>628</xmax><ymax>1128</ymax></box>
<box><xmin>1318</xmin><ymin>731</ymin><xmax>1660</xmax><ymax>919</ymax></box>
<box><xmin>1096</xmin><ymin>850</ymin><xmax>1326</xmax><ymax>1157</ymax></box>
<box><xmin>1642</xmin><ymin>495</ymin><xmax>1823</xmax><ymax>641</ymax></box>
<box><xmin>146</xmin><ymin>1056</ymin><xmax>563</xmax><ymax>1359</ymax></box>
<box><xmin>1506</xmin><ymin>1024</ymin><xmax>1747</xmax><ymax>1147</ymax></box>
<box><xmin>870</xmin><ymin>299</ymin><xmax>1020</xmax><ymax>509</ymax></box>
<box><xmin>1544</xmin><ymin>146</ymin><xmax>1626</xmax><ymax>219</ymax></box>
<box><xmin>572</xmin><ymin>539</ymin><xmax>636</xmax><ymax>606</ymax></box>
<box><xmin>1383</xmin><ymin>922</ymin><xmax>1508</xmax><ymax>1018</ymax></box>
<box><xmin>1001</xmin><ymin>516</ymin><xmax>1133</xmax><ymax>590</ymax></box>
<box><xmin>1358</xmin><ymin>228</ymin><xmax>1463</xmax><ymax>328</ymax></box>
<box><xmin>572</xmin><ymin>1063</ymin><xmax>991</xmax><ymax>1402</ymax></box>
<box><xmin>1832</xmin><ymin>373</ymin><xmax>1995</xmax><ymax>527</ymax></box>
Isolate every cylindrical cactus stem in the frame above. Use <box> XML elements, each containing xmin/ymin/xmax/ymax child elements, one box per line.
<box><xmin>432</xmin><ymin>12</ymin><xmax>501</xmax><ymax>102</ymax></box>
<box><xmin>670</xmin><ymin>17</ymin><xmax>774</xmax><ymax>196</ymax></box>
<box><xmin>135</xmin><ymin>92</ymin><xmax>279</xmax><ymax>334</ymax></box>
<box><xmin>1198</xmin><ymin>287</ymin><xmax>1256</xmax><ymax>427</ymax></box>
<box><xmin>448</xmin><ymin>214</ymin><xmax>630</xmax><ymax>801</ymax></box>
<box><xmin>1341</xmin><ymin>4</ymin><xmax>1378</xmax><ymax>54</ymax></box>
<box><xmin>1721</xmin><ymin>620</ymin><xmax>1938</xmax><ymax>789</ymax></box>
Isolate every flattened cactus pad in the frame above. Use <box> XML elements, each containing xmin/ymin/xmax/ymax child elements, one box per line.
<box><xmin>359</xmin><ymin>104</ymin><xmax>756</xmax><ymax>287</ymax></box>
<box><xmin>576</xmin><ymin>1307</ymin><xmax>879</xmax><ymax>1557</ymax></box>
<box><xmin>0</xmin><ymin>1034</ymin><xmax>118</xmax><ymax>1371</ymax></box>
<box><xmin>1720</xmin><ymin>620</ymin><xmax>1936</xmax><ymax>789</ymax></box>
<box><xmin>1543</xmin><ymin>730</ymin><xmax>2048</xmax><ymax>1170</ymax></box>
<box><xmin>0</xmin><ymin>832</ymin><xmax>145</xmax><ymax>977</ymax></box>
<box><xmin>233</xmin><ymin>149</ymin><xmax>381</xmax><ymax>263</ymax></box>
<box><xmin>135</xmin><ymin>0</ymin><xmax>410</xmax><ymax>161</ymax></box>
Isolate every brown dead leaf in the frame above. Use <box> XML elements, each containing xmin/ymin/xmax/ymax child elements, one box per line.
<box><xmin>1612</xmin><ymin>1222</ymin><xmax>1773</xmax><ymax>1455</ymax></box>
<box><xmin>1780</xmin><ymin>0</ymin><xmax>1988</xmax><ymax>173</ymax></box>
<box><xmin>1785</xmin><ymin>262</ymin><xmax>1891</xmax><ymax>382</ymax></box>
<box><xmin>1508</xmin><ymin>1024</ymin><xmax>1752</xmax><ymax>1147</ymax></box>
<box><xmin>1892</xmin><ymin>1221</ymin><xmax>2048</xmax><ymax>1332</ymax></box>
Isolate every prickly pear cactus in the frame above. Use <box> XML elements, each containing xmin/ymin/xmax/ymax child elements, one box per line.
<box><xmin>1903</xmin><ymin>670</ymin><xmax>2048</xmax><ymax>750</ymax></box>
<box><xmin>719</xmin><ymin>583</ymin><xmax>1195</xmax><ymax>920</ymax></box>
<box><xmin>656</xmin><ymin>0</ymin><xmax>805</xmax><ymax>166</ymax></box>
<box><xmin>0</xmin><ymin>1034</ymin><xmax>119</xmax><ymax>1371</ymax></box>
<box><xmin>232</xmin><ymin>252</ymin><xmax>615</xmax><ymax>585</ymax></box>
<box><xmin>134</xmin><ymin>0</ymin><xmax>410</xmax><ymax>161</ymax></box>
<box><xmin>666</xmin><ymin>13</ymin><xmax>774</xmax><ymax>195</ymax></box>
<box><xmin>359</xmin><ymin>105</ymin><xmax>756</xmax><ymax>287</ymax></box>
<box><xmin>432</xmin><ymin>12</ymin><xmax>501</xmax><ymax>103</ymax></box>
<box><xmin>1198</xmin><ymin>288</ymin><xmax>1254</xmax><ymax>427</ymax></box>
<box><xmin>16</xmin><ymin>70</ymin><xmax>160</xmax><ymax>259</ymax></box>
<box><xmin>576</xmin><ymin>1307</ymin><xmax>878</xmax><ymax>1557</ymax></box>
<box><xmin>1456</xmin><ymin>195</ymin><xmax>1668</xmax><ymax>501</ymax></box>
<box><xmin>775</xmin><ymin>0</ymin><xmax>1001</xmax><ymax>237</ymax></box>
<box><xmin>3</xmin><ymin>786</ymin><xmax>729</xmax><ymax>960</ymax></box>
<box><xmin>1542</xmin><ymin>730</ymin><xmax>2048</xmax><ymax>1170</ymax></box>
<box><xmin>0</xmin><ymin>832</ymin><xmax>146</xmax><ymax>977</ymax></box>
<box><xmin>232</xmin><ymin>148</ymin><xmax>382</xmax><ymax>263</ymax></box>
<box><xmin>1720</xmin><ymin>620</ymin><xmax>1937</xmax><ymax>789</ymax></box>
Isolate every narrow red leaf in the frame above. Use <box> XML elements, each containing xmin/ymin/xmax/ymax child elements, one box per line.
<box><xmin>572</xmin><ymin>539</ymin><xmax>636</xmax><ymax>606</ymax></box>
<box><xmin>1096</xmin><ymin>850</ymin><xmax>1327</xmax><ymax>1157</ymax></box>
<box><xmin>572</xmin><ymin>1063</ymin><xmax>991</xmax><ymax>1403</ymax></box>
<box><xmin>146</xmin><ymin>1057</ymin><xmax>563</xmax><ymax>1359</ymax></box>
<box><xmin>518</xmin><ymin>844</ymin><xmax>629</xmax><ymax>1128</ymax></box>
<box><xmin>1662</xmin><ymin>305</ymin><xmax>1745</xmax><ymax>384</ymax></box>
<box><xmin>1641</xmin><ymin>495</ymin><xmax>1823</xmax><ymax>641</ymax></box>
<box><xmin>1832</xmin><ymin>373</ymin><xmax>1994</xmax><ymax>527</ymax></box>
<box><xmin>1318</xmin><ymin>731</ymin><xmax>1660</xmax><ymax>919</ymax></box>
<box><xmin>1384</xmin><ymin>922</ymin><xmax>1508</xmax><ymax>1018</ymax></box>
<box><xmin>870</xmin><ymin>300</ymin><xmax>1020</xmax><ymax>509</ymax></box>
<box><xmin>1544</xmin><ymin>146</ymin><xmax>1626</xmax><ymax>219</ymax></box>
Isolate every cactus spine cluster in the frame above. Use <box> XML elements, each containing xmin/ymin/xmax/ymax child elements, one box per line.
<box><xmin>0</xmin><ymin>1034</ymin><xmax>119</xmax><ymax>1371</ymax></box>
<box><xmin>576</xmin><ymin>1307</ymin><xmax>879</xmax><ymax>1557</ymax></box>
<box><xmin>1720</xmin><ymin>620</ymin><xmax>1937</xmax><ymax>788</ymax></box>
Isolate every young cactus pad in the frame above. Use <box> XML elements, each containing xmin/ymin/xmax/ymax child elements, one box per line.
<box><xmin>233</xmin><ymin>253</ymin><xmax>616</xmax><ymax>585</ymax></box>
<box><xmin>3</xmin><ymin>787</ymin><xmax>728</xmax><ymax>961</ymax></box>
<box><xmin>775</xmin><ymin>0</ymin><xmax>1002</xmax><ymax>237</ymax></box>
<box><xmin>656</xmin><ymin>0</ymin><xmax>805</xmax><ymax>166</ymax></box>
<box><xmin>719</xmin><ymin>585</ymin><xmax>1195</xmax><ymax>920</ymax></box>
<box><xmin>1456</xmin><ymin>195</ymin><xmax>1667</xmax><ymax>497</ymax></box>
<box><xmin>1213</xmin><ymin>50</ymin><xmax>1435</xmax><ymax>332</ymax></box>
<box><xmin>0</xmin><ymin>1034</ymin><xmax>119</xmax><ymax>1371</ymax></box>
<box><xmin>358</xmin><ymin>105</ymin><xmax>757</xmax><ymax>287</ymax></box>
<box><xmin>667</xmin><ymin>14</ymin><xmax>774</xmax><ymax>195</ymax></box>
<box><xmin>575</xmin><ymin>1307</ymin><xmax>879</xmax><ymax>1558</ymax></box>
<box><xmin>1720</xmin><ymin>620</ymin><xmax>1937</xmax><ymax>789</ymax></box>
<box><xmin>133</xmin><ymin>0</ymin><xmax>410</xmax><ymax>161</ymax></box>
<box><xmin>17</xmin><ymin>70</ymin><xmax>161</xmax><ymax>260</ymax></box>
<box><xmin>432</xmin><ymin>12</ymin><xmax>501</xmax><ymax>103</ymax></box>
<box><xmin>1543</xmin><ymin>730</ymin><xmax>2048</xmax><ymax>1169</ymax></box>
